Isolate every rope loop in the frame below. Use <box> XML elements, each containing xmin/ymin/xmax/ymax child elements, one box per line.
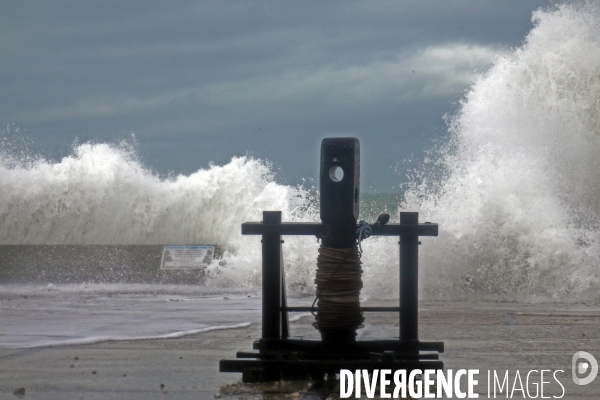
<box><xmin>356</xmin><ymin>220</ymin><xmax>372</xmax><ymax>254</ymax></box>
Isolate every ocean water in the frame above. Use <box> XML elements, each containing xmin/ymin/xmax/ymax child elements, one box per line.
<box><xmin>0</xmin><ymin>284</ymin><xmax>256</xmax><ymax>348</ymax></box>
<box><xmin>2</xmin><ymin>2</ymin><xmax>600</xmax><ymax>348</ymax></box>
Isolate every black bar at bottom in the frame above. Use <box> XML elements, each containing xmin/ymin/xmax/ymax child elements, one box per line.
<box><xmin>220</xmin><ymin>359</ymin><xmax>444</xmax><ymax>373</ymax></box>
<box><xmin>235</xmin><ymin>350</ymin><xmax>440</xmax><ymax>360</ymax></box>
<box><xmin>255</xmin><ymin>338</ymin><xmax>444</xmax><ymax>354</ymax></box>
<box><xmin>284</xmin><ymin>306</ymin><xmax>400</xmax><ymax>312</ymax></box>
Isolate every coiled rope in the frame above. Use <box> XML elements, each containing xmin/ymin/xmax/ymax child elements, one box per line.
<box><xmin>312</xmin><ymin>246</ymin><xmax>364</xmax><ymax>333</ymax></box>
<box><xmin>311</xmin><ymin>214</ymin><xmax>389</xmax><ymax>337</ymax></box>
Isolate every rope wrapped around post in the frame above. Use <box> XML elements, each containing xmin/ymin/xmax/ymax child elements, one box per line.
<box><xmin>312</xmin><ymin>246</ymin><xmax>364</xmax><ymax>337</ymax></box>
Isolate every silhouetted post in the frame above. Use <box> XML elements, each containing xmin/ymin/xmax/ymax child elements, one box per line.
<box><xmin>400</xmin><ymin>211</ymin><xmax>419</xmax><ymax>343</ymax></box>
<box><xmin>262</xmin><ymin>211</ymin><xmax>282</xmax><ymax>340</ymax></box>
<box><xmin>318</xmin><ymin>138</ymin><xmax>360</xmax><ymax>342</ymax></box>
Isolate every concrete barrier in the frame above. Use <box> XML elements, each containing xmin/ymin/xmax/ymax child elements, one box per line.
<box><xmin>0</xmin><ymin>245</ymin><xmax>216</xmax><ymax>284</ymax></box>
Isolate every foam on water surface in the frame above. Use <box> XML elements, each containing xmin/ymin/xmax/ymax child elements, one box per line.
<box><xmin>0</xmin><ymin>283</ymin><xmax>316</xmax><ymax>348</ymax></box>
<box><xmin>0</xmin><ymin>284</ymin><xmax>259</xmax><ymax>348</ymax></box>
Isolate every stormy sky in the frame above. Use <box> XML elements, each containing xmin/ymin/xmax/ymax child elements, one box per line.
<box><xmin>1</xmin><ymin>0</ymin><xmax>551</xmax><ymax>191</ymax></box>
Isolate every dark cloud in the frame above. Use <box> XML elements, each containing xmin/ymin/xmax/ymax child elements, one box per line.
<box><xmin>1</xmin><ymin>0</ymin><xmax>551</xmax><ymax>190</ymax></box>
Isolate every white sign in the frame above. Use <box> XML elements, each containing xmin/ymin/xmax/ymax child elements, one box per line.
<box><xmin>160</xmin><ymin>246</ymin><xmax>214</xmax><ymax>270</ymax></box>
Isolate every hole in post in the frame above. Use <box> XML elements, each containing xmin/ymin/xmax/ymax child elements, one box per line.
<box><xmin>329</xmin><ymin>166</ymin><xmax>344</xmax><ymax>182</ymax></box>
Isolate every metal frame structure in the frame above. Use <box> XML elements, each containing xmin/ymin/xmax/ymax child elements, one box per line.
<box><xmin>219</xmin><ymin>210</ymin><xmax>444</xmax><ymax>382</ymax></box>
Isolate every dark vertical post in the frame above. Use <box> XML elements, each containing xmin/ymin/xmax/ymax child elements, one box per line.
<box><xmin>262</xmin><ymin>211</ymin><xmax>281</xmax><ymax>341</ymax></box>
<box><xmin>281</xmin><ymin>249</ymin><xmax>290</xmax><ymax>339</ymax></box>
<box><xmin>318</xmin><ymin>138</ymin><xmax>361</xmax><ymax>342</ymax></box>
<box><xmin>320</xmin><ymin>137</ymin><xmax>360</xmax><ymax>249</ymax></box>
<box><xmin>400</xmin><ymin>211</ymin><xmax>419</xmax><ymax>342</ymax></box>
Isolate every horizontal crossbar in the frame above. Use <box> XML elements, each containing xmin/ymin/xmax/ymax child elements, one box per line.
<box><xmin>254</xmin><ymin>339</ymin><xmax>444</xmax><ymax>354</ymax></box>
<box><xmin>241</xmin><ymin>222</ymin><xmax>438</xmax><ymax>236</ymax></box>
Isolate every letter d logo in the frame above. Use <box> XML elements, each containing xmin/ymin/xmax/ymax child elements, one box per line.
<box><xmin>572</xmin><ymin>351</ymin><xmax>598</xmax><ymax>385</ymax></box>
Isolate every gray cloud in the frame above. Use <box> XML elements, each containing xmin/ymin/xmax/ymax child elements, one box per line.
<box><xmin>20</xmin><ymin>41</ymin><xmax>505</xmax><ymax>125</ymax></box>
<box><xmin>1</xmin><ymin>0</ymin><xmax>551</xmax><ymax>190</ymax></box>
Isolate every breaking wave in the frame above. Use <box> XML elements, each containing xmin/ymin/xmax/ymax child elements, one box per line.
<box><xmin>402</xmin><ymin>2</ymin><xmax>600</xmax><ymax>302</ymax></box>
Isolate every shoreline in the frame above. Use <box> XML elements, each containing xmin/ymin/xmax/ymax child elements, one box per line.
<box><xmin>1</xmin><ymin>294</ymin><xmax>599</xmax><ymax>398</ymax></box>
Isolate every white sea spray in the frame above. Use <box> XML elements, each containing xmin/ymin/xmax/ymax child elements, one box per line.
<box><xmin>401</xmin><ymin>2</ymin><xmax>600</xmax><ymax>302</ymax></box>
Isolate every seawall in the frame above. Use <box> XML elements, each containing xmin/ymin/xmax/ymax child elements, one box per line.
<box><xmin>0</xmin><ymin>245</ymin><xmax>211</xmax><ymax>284</ymax></box>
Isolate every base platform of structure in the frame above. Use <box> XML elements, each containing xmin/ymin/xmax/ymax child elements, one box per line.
<box><xmin>219</xmin><ymin>338</ymin><xmax>444</xmax><ymax>382</ymax></box>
